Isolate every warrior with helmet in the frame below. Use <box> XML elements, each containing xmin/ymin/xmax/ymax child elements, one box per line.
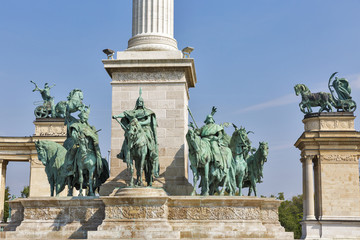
<box><xmin>112</xmin><ymin>88</ymin><xmax>159</xmax><ymax>179</ymax></box>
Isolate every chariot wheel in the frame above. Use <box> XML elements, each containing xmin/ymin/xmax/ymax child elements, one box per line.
<box><xmin>34</xmin><ymin>106</ymin><xmax>49</xmax><ymax>118</ymax></box>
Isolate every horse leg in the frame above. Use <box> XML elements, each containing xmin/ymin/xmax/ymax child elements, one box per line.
<box><xmin>88</xmin><ymin>168</ymin><xmax>95</xmax><ymax>196</ymax></box>
<box><xmin>139</xmin><ymin>152</ymin><xmax>146</xmax><ymax>186</ymax></box>
<box><xmin>251</xmin><ymin>177</ymin><xmax>257</xmax><ymax>197</ymax></box>
<box><xmin>135</xmin><ymin>157</ymin><xmax>141</xmax><ymax>186</ymax></box>
<box><xmin>203</xmin><ymin>162</ymin><xmax>210</xmax><ymax>196</ymax></box>
<box><xmin>50</xmin><ymin>180</ymin><xmax>54</xmax><ymax>197</ymax></box>
<box><xmin>190</xmin><ymin>164</ymin><xmax>198</xmax><ymax>196</ymax></box>
<box><xmin>78</xmin><ymin>167</ymin><xmax>84</xmax><ymax>196</ymax></box>
<box><xmin>67</xmin><ymin>176</ymin><xmax>73</xmax><ymax>196</ymax></box>
<box><xmin>129</xmin><ymin>161</ymin><xmax>134</xmax><ymax>187</ymax></box>
<box><xmin>248</xmin><ymin>175</ymin><xmax>253</xmax><ymax>196</ymax></box>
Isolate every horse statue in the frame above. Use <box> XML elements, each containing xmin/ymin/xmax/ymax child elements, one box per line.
<box><xmin>243</xmin><ymin>142</ymin><xmax>269</xmax><ymax>196</ymax></box>
<box><xmin>229</xmin><ymin>125</ymin><xmax>255</xmax><ymax>196</ymax></box>
<box><xmin>55</xmin><ymin>89</ymin><xmax>84</xmax><ymax>119</ymax></box>
<box><xmin>186</xmin><ymin>128</ymin><xmax>212</xmax><ymax>196</ymax></box>
<box><xmin>126</xmin><ymin>118</ymin><xmax>156</xmax><ymax>187</ymax></box>
<box><xmin>73</xmin><ymin>133</ymin><xmax>108</xmax><ymax>196</ymax></box>
<box><xmin>294</xmin><ymin>84</ymin><xmax>334</xmax><ymax>113</ymax></box>
<box><xmin>34</xmin><ymin>140</ymin><xmax>68</xmax><ymax>196</ymax></box>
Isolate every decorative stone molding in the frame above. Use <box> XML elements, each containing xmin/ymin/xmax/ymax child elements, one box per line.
<box><xmin>34</xmin><ymin>124</ymin><xmax>66</xmax><ymax>136</ymax></box>
<box><xmin>303</xmin><ymin>114</ymin><xmax>355</xmax><ymax>132</ymax></box>
<box><xmin>105</xmin><ymin>205</ymin><xmax>166</xmax><ymax>220</ymax></box>
<box><xmin>168</xmin><ymin>206</ymin><xmax>260</xmax><ymax>220</ymax></box>
<box><xmin>321</xmin><ymin>155</ymin><xmax>358</xmax><ymax>163</ymax></box>
<box><xmin>261</xmin><ymin>209</ymin><xmax>280</xmax><ymax>222</ymax></box>
<box><xmin>113</xmin><ymin>71</ymin><xmax>185</xmax><ymax>82</ymax></box>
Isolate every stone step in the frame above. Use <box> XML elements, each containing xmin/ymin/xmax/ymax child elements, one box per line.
<box><xmin>88</xmin><ymin>230</ymin><xmax>180</xmax><ymax>239</ymax></box>
<box><xmin>179</xmin><ymin>230</ymin><xmax>284</xmax><ymax>239</ymax></box>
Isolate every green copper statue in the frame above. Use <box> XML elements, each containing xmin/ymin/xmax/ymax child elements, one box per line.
<box><xmin>328</xmin><ymin>72</ymin><xmax>356</xmax><ymax>112</ymax></box>
<box><xmin>35</xmin><ymin>140</ymin><xmax>68</xmax><ymax>197</ymax></box>
<box><xmin>186</xmin><ymin>107</ymin><xmax>268</xmax><ymax>196</ymax></box>
<box><xmin>34</xmin><ymin>89</ymin><xmax>109</xmax><ymax>197</ymax></box>
<box><xmin>294</xmin><ymin>72</ymin><xmax>356</xmax><ymax>114</ymax></box>
<box><xmin>112</xmin><ymin>88</ymin><xmax>159</xmax><ymax>187</ymax></box>
<box><xmin>31</xmin><ymin>81</ymin><xmax>67</xmax><ymax>118</ymax></box>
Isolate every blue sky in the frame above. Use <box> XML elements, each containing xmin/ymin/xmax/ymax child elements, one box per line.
<box><xmin>1</xmin><ymin>0</ymin><xmax>360</xmax><ymax>198</ymax></box>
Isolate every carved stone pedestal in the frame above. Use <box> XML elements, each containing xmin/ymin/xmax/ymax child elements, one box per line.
<box><xmin>4</xmin><ymin>191</ymin><xmax>293</xmax><ymax>239</ymax></box>
<box><xmin>295</xmin><ymin>112</ymin><xmax>360</xmax><ymax>239</ymax></box>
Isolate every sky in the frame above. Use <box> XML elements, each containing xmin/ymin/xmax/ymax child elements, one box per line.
<box><xmin>1</xmin><ymin>0</ymin><xmax>360</xmax><ymax>199</ymax></box>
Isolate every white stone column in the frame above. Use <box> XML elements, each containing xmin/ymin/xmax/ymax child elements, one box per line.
<box><xmin>303</xmin><ymin>156</ymin><xmax>316</xmax><ymax>220</ymax></box>
<box><xmin>128</xmin><ymin>0</ymin><xmax>178</xmax><ymax>51</ymax></box>
<box><xmin>0</xmin><ymin>160</ymin><xmax>8</xmax><ymax>222</ymax></box>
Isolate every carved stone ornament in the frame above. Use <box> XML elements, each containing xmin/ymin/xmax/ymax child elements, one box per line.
<box><xmin>168</xmin><ymin>206</ymin><xmax>261</xmax><ymax>221</ymax></box>
<box><xmin>321</xmin><ymin>155</ymin><xmax>358</xmax><ymax>163</ymax></box>
<box><xmin>113</xmin><ymin>71</ymin><xmax>185</xmax><ymax>83</ymax></box>
<box><xmin>320</xmin><ymin>119</ymin><xmax>353</xmax><ymax>130</ymax></box>
<box><xmin>24</xmin><ymin>207</ymin><xmax>66</xmax><ymax>220</ymax></box>
<box><xmin>35</xmin><ymin>124</ymin><xmax>66</xmax><ymax>136</ymax></box>
<box><xmin>105</xmin><ymin>205</ymin><xmax>166</xmax><ymax>220</ymax></box>
<box><xmin>261</xmin><ymin>209</ymin><xmax>279</xmax><ymax>222</ymax></box>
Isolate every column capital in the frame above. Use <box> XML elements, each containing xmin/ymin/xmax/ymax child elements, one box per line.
<box><xmin>300</xmin><ymin>155</ymin><xmax>315</xmax><ymax>163</ymax></box>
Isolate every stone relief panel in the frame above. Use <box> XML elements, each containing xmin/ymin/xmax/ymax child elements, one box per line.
<box><xmin>105</xmin><ymin>205</ymin><xmax>166</xmax><ymax>220</ymax></box>
<box><xmin>261</xmin><ymin>209</ymin><xmax>279</xmax><ymax>223</ymax></box>
<box><xmin>24</xmin><ymin>207</ymin><xmax>66</xmax><ymax>221</ymax></box>
<box><xmin>69</xmin><ymin>206</ymin><xmax>105</xmax><ymax>222</ymax></box>
<box><xmin>321</xmin><ymin>155</ymin><xmax>358</xmax><ymax>163</ymax></box>
<box><xmin>319</xmin><ymin>119</ymin><xmax>354</xmax><ymax>131</ymax></box>
<box><xmin>34</xmin><ymin>124</ymin><xmax>66</xmax><ymax>136</ymax></box>
<box><xmin>113</xmin><ymin>71</ymin><xmax>185</xmax><ymax>83</ymax></box>
<box><xmin>168</xmin><ymin>206</ymin><xmax>261</xmax><ymax>220</ymax></box>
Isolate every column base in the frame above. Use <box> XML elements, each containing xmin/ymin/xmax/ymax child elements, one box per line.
<box><xmin>301</xmin><ymin>219</ymin><xmax>360</xmax><ymax>239</ymax></box>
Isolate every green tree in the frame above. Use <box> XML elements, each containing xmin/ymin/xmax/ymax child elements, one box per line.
<box><xmin>277</xmin><ymin>193</ymin><xmax>303</xmax><ymax>239</ymax></box>
<box><xmin>3</xmin><ymin>186</ymin><xmax>10</xmax><ymax>222</ymax></box>
<box><xmin>20</xmin><ymin>186</ymin><xmax>30</xmax><ymax>198</ymax></box>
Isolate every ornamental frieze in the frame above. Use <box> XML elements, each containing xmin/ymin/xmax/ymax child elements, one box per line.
<box><xmin>113</xmin><ymin>71</ymin><xmax>185</xmax><ymax>82</ymax></box>
<box><xmin>168</xmin><ymin>206</ymin><xmax>260</xmax><ymax>220</ymax></box>
<box><xmin>321</xmin><ymin>155</ymin><xmax>358</xmax><ymax>163</ymax></box>
<box><xmin>105</xmin><ymin>205</ymin><xmax>165</xmax><ymax>220</ymax></box>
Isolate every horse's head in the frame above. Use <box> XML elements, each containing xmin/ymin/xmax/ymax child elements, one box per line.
<box><xmin>35</xmin><ymin>140</ymin><xmax>48</xmax><ymax>166</ymax></box>
<box><xmin>294</xmin><ymin>84</ymin><xmax>309</xmax><ymax>96</ymax></box>
<box><xmin>128</xmin><ymin>118</ymin><xmax>141</xmax><ymax>141</ymax></box>
<box><xmin>258</xmin><ymin>142</ymin><xmax>269</xmax><ymax>162</ymax></box>
<box><xmin>186</xmin><ymin>128</ymin><xmax>202</xmax><ymax>152</ymax></box>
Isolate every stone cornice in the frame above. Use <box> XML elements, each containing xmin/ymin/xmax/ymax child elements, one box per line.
<box><xmin>103</xmin><ymin>58</ymin><xmax>196</xmax><ymax>88</ymax></box>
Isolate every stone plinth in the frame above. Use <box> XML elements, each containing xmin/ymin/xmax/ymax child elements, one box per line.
<box><xmin>102</xmin><ymin>56</ymin><xmax>196</xmax><ymax>196</ymax></box>
<box><xmin>4</xmin><ymin>197</ymin><xmax>105</xmax><ymax>239</ymax></box>
<box><xmin>4</xmin><ymin>192</ymin><xmax>293</xmax><ymax>239</ymax></box>
<box><xmin>295</xmin><ymin>112</ymin><xmax>360</xmax><ymax>239</ymax></box>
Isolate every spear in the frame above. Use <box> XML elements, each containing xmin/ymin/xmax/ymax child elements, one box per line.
<box><xmin>187</xmin><ymin>106</ymin><xmax>199</xmax><ymax>129</ymax></box>
<box><xmin>113</xmin><ymin>116</ymin><xmax>128</xmax><ymax>131</ymax></box>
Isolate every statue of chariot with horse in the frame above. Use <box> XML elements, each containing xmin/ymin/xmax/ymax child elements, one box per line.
<box><xmin>294</xmin><ymin>72</ymin><xmax>356</xmax><ymax>114</ymax></box>
<box><xmin>33</xmin><ymin>84</ymin><xmax>109</xmax><ymax>196</ymax></box>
